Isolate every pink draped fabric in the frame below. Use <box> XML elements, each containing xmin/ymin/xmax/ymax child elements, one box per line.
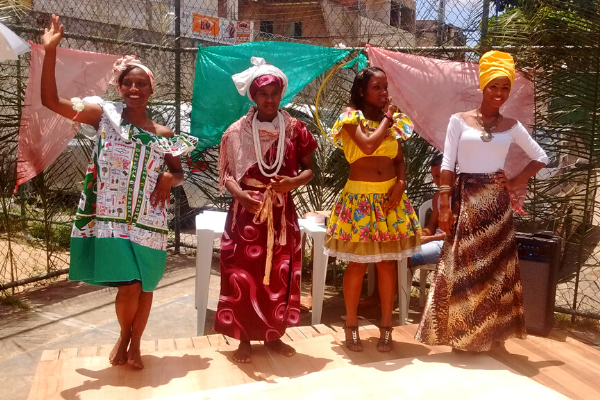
<box><xmin>366</xmin><ymin>45</ymin><xmax>535</xmax><ymax>206</ymax></box>
<box><xmin>15</xmin><ymin>43</ymin><xmax>118</xmax><ymax>191</ymax></box>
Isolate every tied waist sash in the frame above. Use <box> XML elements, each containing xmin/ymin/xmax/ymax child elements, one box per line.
<box><xmin>237</xmin><ymin>177</ymin><xmax>287</xmax><ymax>285</ymax></box>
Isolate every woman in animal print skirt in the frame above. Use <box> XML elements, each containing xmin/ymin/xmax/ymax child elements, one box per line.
<box><xmin>415</xmin><ymin>51</ymin><xmax>548</xmax><ymax>352</ymax></box>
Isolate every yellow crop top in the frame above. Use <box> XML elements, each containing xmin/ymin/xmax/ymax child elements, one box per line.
<box><xmin>330</xmin><ymin>110</ymin><xmax>414</xmax><ymax>164</ymax></box>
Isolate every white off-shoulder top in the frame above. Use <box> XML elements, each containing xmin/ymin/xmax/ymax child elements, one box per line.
<box><xmin>441</xmin><ymin>114</ymin><xmax>548</xmax><ymax>173</ymax></box>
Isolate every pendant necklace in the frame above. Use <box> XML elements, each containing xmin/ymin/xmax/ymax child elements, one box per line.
<box><xmin>252</xmin><ymin>111</ymin><xmax>286</xmax><ymax>178</ymax></box>
<box><xmin>476</xmin><ymin>109</ymin><xmax>499</xmax><ymax>143</ymax></box>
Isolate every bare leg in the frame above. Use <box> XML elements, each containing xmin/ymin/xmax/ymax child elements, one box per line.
<box><xmin>265</xmin><ymin>338</ymin><xmax>296</xmax><ymax>357</ymax></box>
<box><xmin>358</xmin><ymin>267</ymin><xmax>380</xmax><ymax>309</ymax></box>
<box><xmin>110</xmin><ymin>282</ymin><xmax>142</xmax><ymax>366</ymax></box>
<box><xmin>232</xmin><ymin>340</ymin><xmax>252</xmax><ymax>363</ymax></box>
<box><xmin>127</xmin><ymin>290</ymin><xmax>153</xmax><ymax>369</ymax></box>
<box><xmin>343</xmin><ymin>261</ymin><xmax>368</xmax><ymax>351</ymax></box>
<box><xmin>376</xmin><ymin>260</ymin><xmax>396</xmax><ymax>352</ymax></box>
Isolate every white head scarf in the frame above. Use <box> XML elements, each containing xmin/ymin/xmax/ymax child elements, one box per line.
<box><xmin>231</xmin><ymin>57</ymin><xmax>288</xmax><ymax>102</ymax></box>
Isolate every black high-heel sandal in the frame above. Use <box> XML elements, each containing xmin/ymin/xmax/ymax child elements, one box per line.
<box><xmin>377</xmin><ymin>326</ymin><xmax>393</xmax><ymax>352</ymax></box>
<box><xmin>343</xmin><ymin>325</ymin><xmax>363</xmax><ymax>352</ymax></box>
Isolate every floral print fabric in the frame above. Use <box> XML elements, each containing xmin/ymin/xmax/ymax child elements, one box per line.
<box><xmin>324</xmin><ymin>179</ymin><xmax>422</xmax><ymax>263</ymax></box>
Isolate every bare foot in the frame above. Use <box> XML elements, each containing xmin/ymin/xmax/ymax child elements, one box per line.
<box><xmin>265</xmin><ymin>338</ymin><xmax>296</xmax><ymax>357</ymax></box>
<box><xmin>127</xmin><ymin>343</ymin><xmax>144</xmax><ymax>369</ymax></box>
<box><xmin>109</xmin><ymin>335</ymin><xmax>129</xmax><ymax>366</ymax></box>
<box><xmin>300</xmin><ymin>295</ymin><xmax>312</xmax><ymax>312</ymax></box>
<box><xmin>357</xmin><ymin>293</ymin><xmax>380</xmax><ymax>310</ymax></box>
<box><xmin>232</xmin><ymin>340</ymin><xmax>252</xmax><ymax>363</ymax></box>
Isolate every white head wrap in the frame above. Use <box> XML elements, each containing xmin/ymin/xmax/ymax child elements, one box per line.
<box><xmin>231</xmin><ymin>57</ymin><xmax>288</xmax><ymax>102</ymax></box>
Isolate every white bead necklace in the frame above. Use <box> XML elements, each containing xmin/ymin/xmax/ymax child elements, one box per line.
<box><xmin>252</xmin><ymin>111</ymin><xmax>286</xmax><ymax>178</ymax></box>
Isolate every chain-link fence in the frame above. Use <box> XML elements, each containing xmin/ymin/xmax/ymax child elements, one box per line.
<box><xmin>1</xmin><ymin>1</ymin><xmax>599</xmax><ymax>321</ymax></box>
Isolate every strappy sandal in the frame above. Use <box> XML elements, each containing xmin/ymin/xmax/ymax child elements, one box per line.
<box><xmin>343</xmin><ymin>325</ymin><xmax>363</xmax><ymax>352</ymax></box>
<box><xmin>377</xmin><ymin>326</ymin><xmax>393</xmax><ymax>352</ymax></box>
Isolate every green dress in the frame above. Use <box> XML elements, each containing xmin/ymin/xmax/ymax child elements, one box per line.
<box><xmin>69</xmin><ymin>99</ymin><xmax>197</xmax><ymax>291</ymax></box>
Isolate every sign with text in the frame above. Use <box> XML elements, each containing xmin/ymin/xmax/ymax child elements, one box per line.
<box><xmin>192</xmin><ymin>14</ymin><xmax>219</xmax><ymax>37</ymax></box>
<box><xmin>182</xmin><ymin>10</ymin><xmax>253</xmax><ymax>44</ymax></box>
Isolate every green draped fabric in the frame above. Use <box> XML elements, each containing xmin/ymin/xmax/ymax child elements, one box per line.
<box><xmin>190</xmin><ymin>41</ymin><xmax>352</xmax><ymax>154</ymax></box>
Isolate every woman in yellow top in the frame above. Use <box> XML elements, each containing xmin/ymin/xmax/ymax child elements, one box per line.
<box><xmin>324</xmin><ymin>67</ymin><xmax>421</xmax><ymax>352</ymax></box>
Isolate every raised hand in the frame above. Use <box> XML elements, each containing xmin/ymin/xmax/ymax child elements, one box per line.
<box><xmin>42</xmin><ymin>14</ymin><xmax>64</xmax><ymax>49</ymax></box>
<box><xmin>385</xmin><ymin>97</ymin><xmax>397</xmax><ymax>117</ymax></box>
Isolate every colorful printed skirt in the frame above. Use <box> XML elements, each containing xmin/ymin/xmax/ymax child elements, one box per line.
<box><xmin>415</xmin><ymin>173</ymin><xmax>527</xmax><ymax>352</ymax></box>
<box><xmin>324</xmin><ymin>178</ymin><xmax>421</xmax><ymax>263</ymax></box>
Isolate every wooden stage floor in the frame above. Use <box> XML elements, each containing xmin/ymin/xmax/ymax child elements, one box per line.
<box><xmin>27</xmin><ymin>323</ymin><xmax>600</xmax><ymax>400</ymax></box>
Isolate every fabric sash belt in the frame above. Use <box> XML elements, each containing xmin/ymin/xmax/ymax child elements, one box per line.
<box><xmin>243</xmin><ymin>177</ymin><xmax>287</xmax><ymax>285</ymax></box>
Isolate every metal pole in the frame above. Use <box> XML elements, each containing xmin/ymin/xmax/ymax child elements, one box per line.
<box><xmin>17</xmin><ymin>49</ymin><xmax>26</xmax><ymax>231</ymax></box>
<box><xmin>174</xmin><ymin>0</ymin><xmax>182</xmax><ymax>254</ymax></box>
<box><xmin>481</xmin><ymin>0</ymin><xmax>491</xmax><ymax>50</ymax></box>
<box><xmin>437</xmin><ymin>0</ymin><xmax>446</xmax><ymax>45</ymax></box>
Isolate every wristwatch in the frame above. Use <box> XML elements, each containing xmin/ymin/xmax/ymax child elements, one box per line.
<box><xmin>384</xmin><ymin>112</ymin><xmax>394</xmax><ymax>120</ymax></box>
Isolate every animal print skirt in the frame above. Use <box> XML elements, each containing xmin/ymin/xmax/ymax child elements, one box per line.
<box><xmin>415</xmin><ymin>173</ymin><xmax>526</xmax><ymax>351</ymax></box>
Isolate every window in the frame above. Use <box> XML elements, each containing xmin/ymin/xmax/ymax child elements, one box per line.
<box><xmin>260</xmin><ymin>20</ymin><xmax>274</xmax><ymax>35</ymax></box>
<box><xmin>218</xmin><ymin>0</ymin><xmax>227</xmax><ymax>18</ymax></box>
<box><xmin>290</xmin><ymin>21</ymin><xmax>302</xmax><ymax>38</ymax></box>
<box><xmin>390</xmin><ymin>2</ymin><xmax>400</xmax><ymax>28</ymax></box>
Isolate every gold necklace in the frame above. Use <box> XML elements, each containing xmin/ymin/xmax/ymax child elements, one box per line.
<box><xmin>476</xmin><ymin>109</ymin><xmax>499</xmax><ymax>143</ymax></box>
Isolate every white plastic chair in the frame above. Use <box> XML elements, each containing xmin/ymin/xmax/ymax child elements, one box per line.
<box><xmin>194</xmin><ymin>211</ymin><xmax>328</xmax><ymax>335</ymax></box>
<box><xmin>417</xmin><ymin>199</ymin><xmax>437</xmax><ymax>307</ymax></box>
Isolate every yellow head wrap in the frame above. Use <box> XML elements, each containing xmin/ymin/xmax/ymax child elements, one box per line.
<box><xmin>478</xmin><ymin>50</ymin><xmax>515</xmax><ymax>91</ymax></box>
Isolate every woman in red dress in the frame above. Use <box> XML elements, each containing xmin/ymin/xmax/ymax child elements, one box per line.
<box><xmin>215</xmin><ymin>57</ymin><xmax>318</xmax><ymax>363</ymax></box>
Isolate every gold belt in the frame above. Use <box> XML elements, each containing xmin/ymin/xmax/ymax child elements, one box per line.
<box><xmin>242</xmin><ymin>177</ymin><xmax>287</xmax><ymax>285</ymax></box>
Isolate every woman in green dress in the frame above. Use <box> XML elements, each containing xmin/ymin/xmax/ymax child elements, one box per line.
<box><xmin>40</xmin><ymin>14</ymin><xmax>197</xmax><ymax>369</ymax></box>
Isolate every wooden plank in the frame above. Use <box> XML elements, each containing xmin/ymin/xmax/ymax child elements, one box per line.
<box><xmin>548</xmin><ymin>330</ymin><xmax>600</xmax><ymax>364</ymax></box>
<box><xmin>226</xmin><ymin>337</ymin><xmax>240</xmax><ymax>347</ymax></box>
<box><xmin>206</xmin><ymin>334</ymin><xmax>228</xmax><ymax>348</ymax></box>
<box><xmin>157</xmin><ymin>339</ymin><xmax>175</xmax><ymax>351</ymax></box>
<box><xmin>140</xmin><ymin>340</ymin><xmax>155</xmax><ymax>354</ymax></box>
<box><xmin>285</xmin><ymin>327</ymin><xmax>306</xmax><ymax>342</ymax></box>
<box><xmin>358</xmin><ymin>319</ymin><xmax>378</xmax><ymax>330</ymax></box>
<box><xmin>192</xmin><ymin>336</ymin><xmax>211</xmax><ymax>349</ymax></box>
<box><xmin>174</xmin><ymin>338</ymin><xmax>194</xmax><ymax>350</ymax></box>
<box><xmin>198</xmin><ymin>352</ymin><xmax>570</xmax><ymax>400</ymax></box>
<box><xmin>97</xmin><ymin>344</ymin><xmax>113</xmax><ymax>357</ymax></box>
<box><xmin>39</xmin><ymin>349</ymin><xmax>59</xmax><ymax>361</ymax></box>
<box><xmin>492</xmin><ymin>335</ymin><xmax>600</xmax><ymax>400</ymax></box>
<box><xmin>77</xmin><ymin>346</ymin><xmax>98</xmax><ymax>358</ymax></box>
<box><xmin>297</xmin><ymin>325</ymin><xmax>319</xmax><ymax>338</ymax></box>
<box><xmin>329</xmin><ymin>320</ymin><xmax>345</xmax><ymax>332</ymax></box>
<box><xmin>25</xmin><ymin>324</ymin><xmax>600</xmax><ymax>400</ymax></box>
<box><xmin>58</xmin><ymin>348</ymin><xmax>79</xmax><ymax>360</ymax></box>
<box><xmin>279</xmin><ymin>332</ymin><xmax>293</xmax><ymax>343</ymax></box>
<box><xmin>491</xmin><ymin>339</ymin><xmax>585</xmax><ymax>400</ymax></box>
<box><xmin>313</xmin><ymin>324</ymin><xmax>335</xmax><ymax>335</ymax></box>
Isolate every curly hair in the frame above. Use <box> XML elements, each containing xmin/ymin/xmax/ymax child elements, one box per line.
<box><xmin>349</xmin><ymin>66</ymin><xmax>385</xmax><ymax>111</ymax></box>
